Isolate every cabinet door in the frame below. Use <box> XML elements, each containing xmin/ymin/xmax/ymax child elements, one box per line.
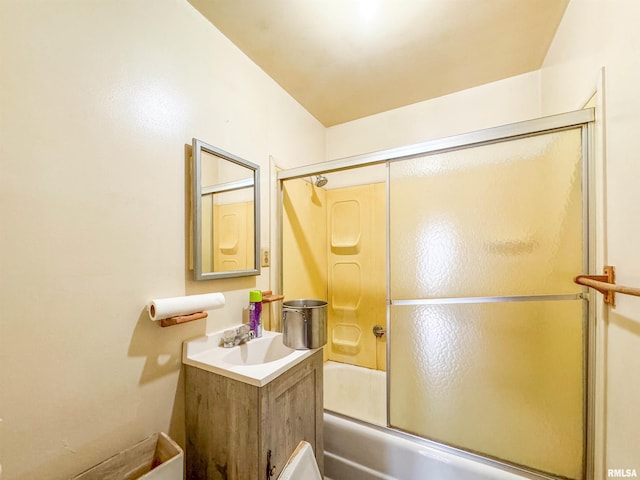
<box><xmin>260</xmin><ymin>350</ymin><xmax>323</xmax><ymax>479</ymax></box>
<box><xmin>185</xmin><ymin>366</ymin><xmax>260</xmax><ymax>480</ymax></box>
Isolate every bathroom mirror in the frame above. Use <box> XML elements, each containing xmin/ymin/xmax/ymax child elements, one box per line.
<box><xmin>192</xmin><ymin>138</ymin><xmax>260</xmax><ymax>280</ymax></box>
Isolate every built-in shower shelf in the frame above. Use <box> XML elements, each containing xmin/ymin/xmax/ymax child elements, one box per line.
<box><xmin>574</xmin><ymin>265</ymin><xmax>640</xmax><ymax>306</ymax></box>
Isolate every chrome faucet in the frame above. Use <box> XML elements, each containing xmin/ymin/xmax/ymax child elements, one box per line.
<box><xmin>221</xmin><ymin>324</ymin><xmax>255</xmax><ymax>348</ymax></box>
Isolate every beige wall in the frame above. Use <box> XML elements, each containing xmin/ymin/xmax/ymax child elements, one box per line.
<box><xmin>540</xmin><ymin>0</ymin><xmax>640</xmax><ymax>474</ymax></box>
<box><xmin>0</xmin><ymin>1</ymin><xmax>324</xmax><ymax>479</ymax></box>
<box><xmin>326</xmin><ymin>70</ymin><xmax>542</xmax><ymax>160</ymax></box>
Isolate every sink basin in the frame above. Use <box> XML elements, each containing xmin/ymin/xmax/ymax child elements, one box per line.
<box><xmin>223</xmin><ymin>334</ymin><xmax>295</xmax><ymax>365</ymax></box>
<box><xmin>183</xmin><ymin>328</ymin><xmax>316</xmax><ymax>387</ymax></box>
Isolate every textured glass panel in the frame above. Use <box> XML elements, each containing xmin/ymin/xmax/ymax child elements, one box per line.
<box><xmin>389</xmin><ymin>301</ymin><xmax>584</xmax><ymax>479</ymax></box>
<box><xmin>389</xmin><ymin>128</ymin><xmax>583</xmax><ymax>299</ymax></box>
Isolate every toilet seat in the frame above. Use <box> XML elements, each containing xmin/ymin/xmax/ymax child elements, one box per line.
<box><xmin>277</xmin><ymin>441</ymin><xmax>322</xmax><ymax>480</ymax></box>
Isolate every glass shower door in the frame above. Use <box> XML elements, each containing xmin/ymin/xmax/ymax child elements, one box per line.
<box><xmin>388</xmin><ymin>127</ymin><xmax>587</xmax><ymax>479</ymax></box>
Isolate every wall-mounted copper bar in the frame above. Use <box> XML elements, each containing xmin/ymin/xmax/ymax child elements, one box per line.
<box><xmin>160</xmin><ymin>311</ymin><xmax>208</xmax><ymax>327</ymax></box>
<box><xmin>573</xmin><ymin>265</ymin><xmax>640</xmax><ymax>306</ymax></box>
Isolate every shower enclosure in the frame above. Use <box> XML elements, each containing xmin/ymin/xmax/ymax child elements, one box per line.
<box><xmin>278</xmin><ymin>109</ymin><xmax>595</xmax><ymax>480</ymax></box>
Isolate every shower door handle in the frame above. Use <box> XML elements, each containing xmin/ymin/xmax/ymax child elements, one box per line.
<box><xmin>373</xmin><ymin>325</ymin><xmax>386</xmax><ymax>338</ymax></box>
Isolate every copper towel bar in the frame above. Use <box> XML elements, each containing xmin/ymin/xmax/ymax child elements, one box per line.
<box><xmin>160</xmin><ymin>311</ymin><xmax>208</xmax><ymax>327</ymax></box>
<box><xmin>574</xmin><ymin>266</ymin><xmax>640</xmax><ymax>306</ymax></box>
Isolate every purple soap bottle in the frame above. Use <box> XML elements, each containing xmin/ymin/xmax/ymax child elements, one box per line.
<box><xmin>249</xmin><ymin>290</ymin><xmax>263</xmax><ymax>338</ymax></box>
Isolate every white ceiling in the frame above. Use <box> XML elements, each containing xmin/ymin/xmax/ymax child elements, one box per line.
<box><xmin>188</xmin><ymin>0</ymin><xmax>569</xmax><ymax>127</ymax></box>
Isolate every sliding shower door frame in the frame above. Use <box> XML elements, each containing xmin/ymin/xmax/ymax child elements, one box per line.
<box><xmin>277</xmin><ymin>108</ymin><xmax>596</xmax><ymax>480</ymax></box>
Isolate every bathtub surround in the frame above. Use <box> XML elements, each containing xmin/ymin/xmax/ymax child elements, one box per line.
<box><xmin>282</xmin><ymin>173</ymin><xmax>387</xmax><ymax>370</ymax></box>
<box><xmin>324</xmin><ymin>361</ymin><xmax>386</xmax><ymax>426</ymax></box>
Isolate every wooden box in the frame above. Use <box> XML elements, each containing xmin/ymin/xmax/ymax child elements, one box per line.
<box><xmin>72</xmin><ymin>432</ymin><xmax>183</xmax><ymax>480</ymax></box>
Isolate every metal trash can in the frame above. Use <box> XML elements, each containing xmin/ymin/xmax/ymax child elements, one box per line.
<box><xmin>282</xmin><ymin>299</ymin><xmax>327</xmax><ymax>349</ymax></box>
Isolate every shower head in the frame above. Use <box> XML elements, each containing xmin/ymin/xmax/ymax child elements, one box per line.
<box><xmin>315</xmin><ymin>175</ymin><xmax>328</xmax><ymax>187</ymax></box>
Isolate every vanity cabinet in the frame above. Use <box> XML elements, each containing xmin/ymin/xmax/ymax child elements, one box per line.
<box><xmin>185</xmin><ymin>349</ymin><xmax>323</xmax><ymax>480</ymax></box>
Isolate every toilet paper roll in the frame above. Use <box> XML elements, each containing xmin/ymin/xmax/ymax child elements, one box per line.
<box><xmin>148</xmin><ymin>292</ymin><xmax>225</xmax><ymax>321</ymax></box>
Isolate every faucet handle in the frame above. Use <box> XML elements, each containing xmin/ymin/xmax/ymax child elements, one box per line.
<box><xmin>222</xmin><ymin>329</ymin><xmax>237</xmax><ymax>346</ymax></box>
<box><xmin>237</xmin><ymin>324</ymin><xmax>250</xmax><ymax>336</ymax></box>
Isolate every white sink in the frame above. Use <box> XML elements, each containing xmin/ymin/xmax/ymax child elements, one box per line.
<box><xmin>182</xmin><ymin>328</ymin><xmax>316</xmax><ymax>387</ymax></box>
<box><xmin>222</xmin><ymin>334</ymin><xmax>295</xmax><ymax>365</ymax></box>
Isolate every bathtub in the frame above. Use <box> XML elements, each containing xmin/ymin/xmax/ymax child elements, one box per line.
<box><xmin>323</xmin><ymin>361</ymin><xmax>546</xmax><ymax>480</ymax></box>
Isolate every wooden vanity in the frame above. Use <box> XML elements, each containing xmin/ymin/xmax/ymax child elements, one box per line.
<box><xmin>184</xmin><ymin>348</ymin><xmax>323</xmax><ymax>480</ymax></box>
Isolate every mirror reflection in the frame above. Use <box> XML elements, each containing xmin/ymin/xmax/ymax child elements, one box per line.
<box><xmin>193</xmin><ymin>138</ymin><xmax>260</xmax><ymax>280</ymax></box>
